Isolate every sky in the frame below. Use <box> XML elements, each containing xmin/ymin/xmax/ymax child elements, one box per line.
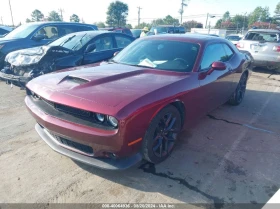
<box><xmin>0</xmin><ymin>0</ymin><xmax>279</xmax><ymax>27</ymax></box>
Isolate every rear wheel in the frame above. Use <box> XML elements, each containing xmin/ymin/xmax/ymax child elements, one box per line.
<box><xmin>228</xmin><ymin>73</ymin><xmax>248</xmax><ymax>106</ymax></box>
<box><xmin>142</xmin><ymin>105</ymin><xmax>182</xmax><ymax>164</ymax></box>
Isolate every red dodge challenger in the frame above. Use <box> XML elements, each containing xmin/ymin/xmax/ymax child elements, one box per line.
<box><xmin>25</xmin><ymin>34</ymin><xmax>252</xmax><ymax>170</ymax></box>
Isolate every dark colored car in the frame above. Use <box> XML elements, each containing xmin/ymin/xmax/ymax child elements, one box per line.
<box><xmin>131</xmin><ymin>29</ymin><xmax>142</xmax><ymax>39</ymax></box>
<box><xmin>0</xmin><ymin>26</ymin><xmax>13</xmax><ymax>37</ymax></box>
<box><xmin>148</xmin><ymin>25</ymin><xmax>185</xmax><ymax>35</ymax></box>
<box><xmin>0</xmin><ymin>22</ymin><xmax>98</xmax><ymax>69</ymax></box>
<box><xmin>25</xmin><ymin>34</ymin><xmax>252</xmax><ymax>170</ymax></box>
<box><xmin>99</xmin><ymin>27</ymin><xmax>133</xmax><ymax>37</ymax></box>
<box><xmin>0</xmin><ymin>31</ymin><xmax>134</xmax><ymax>87</ymax></box>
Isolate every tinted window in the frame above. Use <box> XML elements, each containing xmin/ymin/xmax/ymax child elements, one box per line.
<box><xmin>57</xmin><ymin>25</ymin><xmax>77</xmax><ymax>37</ymax></box>
<box><xmin>75</xmin><ymin>26</ymin><xmax>94</xmax><ymax>32</ymax></box>
<box><xmin>113</xmin><ymin>39</ymin><xmax>200</xmax><ymax>72</ymax></box>
<box><xmin>226</xmin><ymin>36</ymin><xmax>241</xmax><ymax>41</ymax></box>
<box><xmin>93</xmin><ymin>36</ymin><xmax>113</xmax><ymax>52</ymax></box>
<box><xmin>0</xmin><ymin>28</ymin><xmax>8</xmax><ymax>35</ymax></box>
<box><xmin>34</xmin><ymin>26</ymin><xmax>59</xmax><ymax>40</ymax></box>
<box><xmin>115</xmin><ymin>35</ymin><xmax>133</xmax><ymax>48</ymax></box>
<box><xmin>245</xmin><ymin>32</ymin><xmax>279</xmax><ymax>42</ymax></box>
<box><xmin>200</xmin><ymin>44</ymin><xmax>228</xmax><ymax>70</ymax></box>
<box><xmin>223</xmin><ymin>44</ymin><xmax>234</xmax><ymax>60</ymax></box>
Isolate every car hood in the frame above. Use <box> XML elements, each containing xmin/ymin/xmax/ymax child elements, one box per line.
<box><xmin>5</xmin><ymin>46</ymin><xmax>51</xmax><ymax>66</ymax></box>
<box><xmin>27</xmin><ymin>63</ymin><xmax>188</xmax><ymax>114</ymax></box>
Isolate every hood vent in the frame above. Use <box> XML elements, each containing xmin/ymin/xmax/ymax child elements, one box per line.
<box><xmin>59</xmin><ymin>75</ymin><xmax>89</xmax><ymax>85</ymax></box>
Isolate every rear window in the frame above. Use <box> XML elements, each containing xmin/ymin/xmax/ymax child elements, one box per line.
<box><xmin>244</xmin><ymin>32</ymin><xmax>280</xmax><ymax>43</ymax></box>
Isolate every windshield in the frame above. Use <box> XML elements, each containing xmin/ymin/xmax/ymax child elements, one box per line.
<box><xmin>49</xmin><ymin>33</ymin><xmax>92</xmax><ymax>51</ymax></box>
<box><xmin>113</xmin><ymin>39</ymin><xmax>200</xmax><ymax>72</ymax></box>
<box><xmin>226</xmin><ymin>36</ymin><xmax>241</xmax><ymax>41</ymax></box>
<box><xmin>5</xmin><ymin>24</ymin><xmax>38</xmax><ymax>39</ymax></box>
<box><xmin>244</xmin><ymin>32</ymin><xmax>279</xmax><ymax>42</ymax></box>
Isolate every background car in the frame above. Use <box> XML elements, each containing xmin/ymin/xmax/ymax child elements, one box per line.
<box><xmin>0</xmin><ymin>31</ymin><xmax>135</xmax><ymax>87</ymax></box>
<box><xmin>0</xmin><ymin>22</ymin><xmax>98</xmax><ymax>69</ymax></box>
<box><xmin>99</xmin><ymin>27</ymin><xmax>133</xmax><ymax>37</ymax></box>
<box><xmin>148</xmin><ymin>25</ymin><xmax>185</xmax><ymax>35</ymax></box>
<box><xmin>25</xmin><ymin>34</ymin><xmax>252</xmax><ymax>170</ymax></box>
<box><xmin>0</xmin><ymin>25</ymin><xmax>13</xmax><ymax>38</ymax></box>
<box><xmin>225</xmin><ymin>34</ymin><xmax>243</xmax><ymax>45</ymax></box>
<box><xmin>131</xmin><ymin>29</ymin><xmax>142</xmax><ymax>39</ymax></box>
<box><xmin>237</xmin><ymin>29</ymin><xmax>280</xmax><ymax>70</ymax></box>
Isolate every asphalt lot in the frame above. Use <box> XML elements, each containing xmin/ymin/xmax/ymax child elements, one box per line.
<box><xmin>0</xmin><ymin>68</ymin><xmax>280</xmax><ymax>207</ymax></box>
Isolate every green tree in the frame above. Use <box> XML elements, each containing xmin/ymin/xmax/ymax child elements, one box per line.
<box><xmin>248</xmin><ymin>6</ymin><xmax>270</xmax><ymax>26</ymax></box>
<box><xmin>31</xmin><ymin>9</ymin><xmax>44</xmax><ymax>22</ymax></box>
<box><xmin>223</xmin><ymin>11</ymin><xmax>231</xmax><ymax>21</ymax></box>
<box><xmin>26</xmin><ymin>18</ymin><xmax>31</xmax><ymax>23</ymax></box>
<box><xmin>47</xmin><ymin>11</ymin><xmax>62</xmax><ymax>21</ymax></box>
<box><xmin>232</xmin><ymin>14</ymin><xmax>248</xmax><ymax>30</ymax></box>
<box><xmin>70</xmin><ymin>14</ymin><xmax>80</xmax><ymax>22</ymax></box>
<box><xmin>106</xmin><ymin>1</ymin><xmax>128</xmax><ymax>26</ymax></box>
<box><xmin>182</xmin><ymin>20</ymin><xmax>203</xmax><ymax>31</ymax></box>
<box><xmin>94</xmin><ymin>22</ymin><xmax>106</xmax><ymax>28</ymax></box>
<box><xmin>125</xmin><ymin>24</ymin><xmax>132</xmax><ymax>29</ymax></box>
<box><xmin>134</xmin><ymin>22</ymin><xmax>151</xmax><ymax>29</ymax></box>
<box><xmin>152</xmin><ymin>15</ymin><xmax>179</xmax><ymax>26</ymax></box>
<box><xmin>215</xmin><ymin>19</ymin><xmax>222</xmax><ymax>29</ymax></box>
<box><xmin>275</xmin><ymin>2</ymin><xmax>280</xmax><ymax>15</ymax></box>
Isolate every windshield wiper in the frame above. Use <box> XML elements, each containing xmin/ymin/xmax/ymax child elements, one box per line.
<box><xmin>60</xmin><ymin>35</ymin><xmax>76</xmax><ymax>46</ymax></box>
<box><xmin>72</xmin><ymin>33</ymin><xmax>87</xmax><ymax>50</ymax></box>
<box><xmin>122</xmin><ymin>63</ymin><xmax>156</xmax><ymax>69</ymax></box>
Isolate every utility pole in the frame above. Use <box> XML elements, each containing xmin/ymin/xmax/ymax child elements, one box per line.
<box><xmin>205</xmin><ymin>13</ymin><xmax>209</xmax><ymax>29</ymax></box>
<box><xmin>242</xmin><ymin>12</ymin><xmax>247</xmax><ymax>35</ymax></box>
<box><xmin>179</xmin><ymin>0</ymin><xmax>188</xmax><ymax>24</ymax></box>
<box><xmin>8</xmin><ymin>0</ymin><xmax>14</xmax><ymax>26</ymax></box>
<box><xmin>0</xmin><ymin>16</ymin><xmax>3</xmax><ymax>25</ymax></box>
<box><xmin>58</xmin><ymin>8</ymin><xmax>64</xmax><ymax>21</ymax></box>
<box><xmin>137</xmin><ymin>6</ymin><xmax>142</xmax><ymax>26</ymax></box>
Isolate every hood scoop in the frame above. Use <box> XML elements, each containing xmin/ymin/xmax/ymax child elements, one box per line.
<box><xmin>58</xmin><ymin>75</ymin><xmax>89</xmax><ymax>88</ymax></box>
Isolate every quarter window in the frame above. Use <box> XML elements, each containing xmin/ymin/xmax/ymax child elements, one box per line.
<box><xmin>223</xmin><ymin>44</ymin><xmax>234</xmax><ymax>60</ymax></box>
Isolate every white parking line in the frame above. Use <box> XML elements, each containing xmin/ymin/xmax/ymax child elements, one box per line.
<box><xmin>202</xmin><ymin>87</ymin><xmax>280</xmax><ymax>193</ymax></box>
<box><xmin>262</xmin><ymin>189</ymin><xmax>280</xmax><ymax>209</ymax></box>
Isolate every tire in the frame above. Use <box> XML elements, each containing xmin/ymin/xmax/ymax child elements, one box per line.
<box><xmin>142</xmin><ymin>105</ymin><xmax>182</xmax><ymax>164</ymax></box>
<box><xmin>228</xmin><ymin>73</ymin><xmax>248</xmax><ymax>106</ymax></box>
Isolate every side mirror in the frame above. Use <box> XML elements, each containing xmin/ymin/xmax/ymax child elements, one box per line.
<box><xmin>32</xmin><ymin>34</ymin><xmax>46</xmax><ymax>41</ymax></box>
<box><xmin>85</xmin><ymin>43</ymin><xmax>96</xmax><ymax>54</ymax></box>
<box><xmin>113</xmin><ymin>51</ymin><xmax>120</xmax><ymax>56</ymax></box>
<box><xmin>207</xmin><ymin>61</ymin><xmax>227</xmax><ymax>75</ymax></box>
<box><xmin>211</xmin><ymin>61</ymin><xmax>227</xmax><ymax>71</ymax></box>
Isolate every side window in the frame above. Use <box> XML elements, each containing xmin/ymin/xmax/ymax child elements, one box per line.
<box><xmin>75</xmin><ymin>26</ymin><xmax>94</xmax><ymax>32</ymax></box>
<box><xmin>200</xmin><ymin>44</ymin><xmax>227</xmax><ymax>70</ymax></box>
<box><xmin>223</xmin><ymin>44</ymin><xmax>234</xmax><ymax>60</ymax></box>
<box><xmin>93</xmin><ymin>36</ymin><xmax>113</xmax><ymax>52</ymax></box>
<box><xmin>0</xmin><ymin>28</ymin><xmax>8</xmax><ymax>35</ymax></box>
<box><xmin>58</xmin><ymin>25</ymin><xmax>77</xmax><ymax>37</ymax></box>
<box><xmin>115</xmin><ymin>35</ymin><xmax>132</xmax><ymax>48</ymax></box>
<box><xmin>34</xmin><ymin>26</ymin><xmax>59</xmax><ymax>40</ymax></box>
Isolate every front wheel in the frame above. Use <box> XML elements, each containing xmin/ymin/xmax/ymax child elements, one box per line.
<box><xmin>142</xmin><ymin>105</ymin><xmax>182</xmax><ymax>164</ymax></box>
<box><xmin>228</xmin><ymin>73</ymin><xmax>248</xmax><ymax>106</ymax></box>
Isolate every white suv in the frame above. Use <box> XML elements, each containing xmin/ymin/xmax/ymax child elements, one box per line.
<box><xmin>237</xmin><ymin>29</ymin><xmax>280</xmax><ymax>70</ymax></box>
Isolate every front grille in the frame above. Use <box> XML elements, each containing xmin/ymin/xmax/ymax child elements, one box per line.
<box><xmin>48</xmin><ymin>130</ymin><xmax>94</xmax><ymax>155</ymax></box>
<box><xmin>26</xmin><ymin>88</ymin><xmax>116</xmax><ymax>130</ymax></box>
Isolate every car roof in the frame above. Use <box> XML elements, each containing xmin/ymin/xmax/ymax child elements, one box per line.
<box><xmin>248</xmin><ymin>29</ymin><xmax>280</xmax><ymax>33</ymax></box>
<box><xmin>24</xmin><ymin>21</ymin><xmax>97</xmax><ymax>28</ymax></box>
<box><xmin>143</xmin><ymin>34</ymin><xmax>222</xmax><ymax>43</ymax></box>
<box><xmin>62</xmin><ymin>30</ymin><xmax>133</xmax><ymax>38</ymax></box>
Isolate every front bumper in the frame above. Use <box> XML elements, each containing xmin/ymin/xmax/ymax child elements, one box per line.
<box><xmin>35</xmin><ymin>124</ymin><xmax>142</xmax><ymax>170</ymax></box>
<box><xmin>0</xmin><ymin>71</ymin><xmax>31</xmax><ymax>86</ymax></box>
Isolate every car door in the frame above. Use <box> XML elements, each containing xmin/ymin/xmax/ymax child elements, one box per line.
<box><xmin>197</xmin><ymin>43</ymin><xmax>234</xmax><ymax>113</ymax></box>
<box><xmin>82</xmin><ymin>34</ymin><xmax>117</xmax><ymax>65</ymax></box>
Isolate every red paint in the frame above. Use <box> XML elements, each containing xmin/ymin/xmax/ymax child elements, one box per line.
<box><xmin>25</xmin><ymin>34</ymin><xmax>251</xmax><ymax>159</ymax></box>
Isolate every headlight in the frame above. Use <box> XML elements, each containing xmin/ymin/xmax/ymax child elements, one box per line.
<box><xmin>96</xmin><ymin>113</ymin><xmax>105</xmax><ymax>122</ymax></box>
<box><xmin>108</xmin><ymin>116</ymin><xmax>118</xmax><ymax>127</ymax></box>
